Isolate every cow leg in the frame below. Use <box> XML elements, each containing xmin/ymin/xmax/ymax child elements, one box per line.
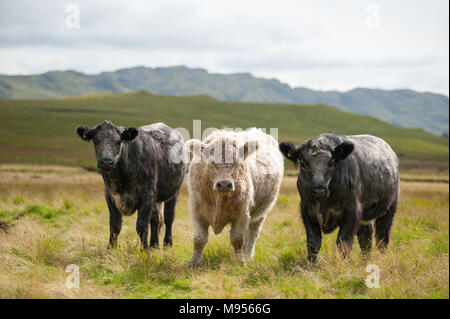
<box><xmin>189</xmin><ymin>218</ymin><xmax>209</xmax><ymax>269</ymax></box>
<box><xmin>336</xmin><ymin>203</ymin><xmax>360</xmax><ymax>258</ymax></box>
<box><xmin>301</xmin><ymin>202</ymin><xmax>322</xmax><ymax>263</ymax></box>
<box><xmin>106</xmin><ymin>193</ymin><xmax>122</xmax><ymax>249</ymax></box>
<box><xmin>163</xmin><ymin>195</ymin><xmax>178</xmax><ymax>247</ymax></box>
<box><xmin>375</xmin><ymin>199</ymin><xmax>398</xmax><ymax>252</ymax></box>
<box><xmin>230</xmin><ymin>213</ymin><xmax>250</xmax><ymax>265</ymax></box>
<box><xmin>357</xmin><ymin>223</ymin><xmax>373</xmax><ymax>255</ymax></box>
<box><xmin>244</xmin><ymin>215</ymin><xmax>266</xmax><ymax>259</ymax></box>
<box><xmin>137</xmin><ymin>201</ymin><xmax>155</xmax><ymax>250</ymax></box>
<box><xmin>149</xmin><ymin>203</ymin><xmax>160</xmax><ymax>249</ymax></box>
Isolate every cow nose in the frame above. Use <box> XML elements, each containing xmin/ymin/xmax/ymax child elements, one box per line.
<box><xmin>215</xmin><ymin>180</ymin><xmax>234</xmax><ymax>193</ymax></box>
<box><xmin>312</xmin><ymin>185</ymin><xmax>328</xmax><ymax>198</ymax></box>
<box><xmin>98</xmin><ymin>158</ymin><xmax>114</xmax><ymax>169</ymax></box>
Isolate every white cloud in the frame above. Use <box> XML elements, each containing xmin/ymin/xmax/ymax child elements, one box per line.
<box><xmin>0</xmin><ymin>0</ymin><xmax>448</xmax><ymax>95</ymax></box>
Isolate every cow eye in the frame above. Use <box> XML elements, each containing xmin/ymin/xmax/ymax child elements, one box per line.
<box><xmin>328</xmin><ymin>160</ymin><xmax>335</xmax><ymax>168</ymax></box>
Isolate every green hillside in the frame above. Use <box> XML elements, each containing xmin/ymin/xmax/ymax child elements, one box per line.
<box><xmin>1</xmin><ymin>66</ymin><xmax>448</xmax><ymax>135</ymax></box>
<box><xmin>0</xmin><ymin>91</ymin><xmax>448</xmax><ymax>170</ymax></box>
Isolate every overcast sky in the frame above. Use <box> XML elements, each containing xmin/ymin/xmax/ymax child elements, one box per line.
<box><xmin>0</xmin><ymin>0</ymin><xmax>448</xmax><ymax>95</ymax></box>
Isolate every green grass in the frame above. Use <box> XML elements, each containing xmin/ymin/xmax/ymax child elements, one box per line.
<box><xmin>0</xmin><ymin>92</ymin><xmax>448</xmax><ymax>171</ymax></box>
<box><xmin>0</xmin><ymin>91</ymin><xmax>447</xmax><ymax>299</ymax></box>
<box><xmin>0</xmin><ymin>166</ymin><xmax>448</xmax><ymax>298</ymax></box>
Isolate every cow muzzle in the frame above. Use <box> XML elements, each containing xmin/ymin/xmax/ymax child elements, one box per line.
<box><xmin>311</xmin><ymin>185</ymin><xmax>329</xmax><ymax>199</ymax></box>
<box><xmin>97</xmin><ymin>157</ymin><xmax>115</xmax><ymax>170</ymax></box>
<box><xmin>214</xmin><ymin>180</ymin><xmax>235</xmax><ymax>193</ymax></box>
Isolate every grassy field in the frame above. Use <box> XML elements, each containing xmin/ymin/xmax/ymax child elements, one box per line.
<box><xmin>0</xmin><ymin>92</ymin><xmax>448</xmax><ymax>172</ymax></box>
<box><xmin>0</xmin><ymin>164</ymin><xmax>448</xmax><ymax>299</ymax></box>
<box><xmin>0</xmin><ymin>92</ymin><xmax>448</xmax><ymax>298</ymax></box>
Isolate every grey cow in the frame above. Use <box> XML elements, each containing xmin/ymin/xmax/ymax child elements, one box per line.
<box><xmin>280</xmin><ymin>133</ymin><xmax>399</xmax><ymax>262</ymax></box>
<box><xmin>76</xmin><ymin>120</ymin><xmax>186</xmax><ymax>249</ymax></box>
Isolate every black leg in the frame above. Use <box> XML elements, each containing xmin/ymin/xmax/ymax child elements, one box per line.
<box><xmin>163</xmin><ymin>195</ymin><xmax>178</xmax><ymax>247</ymax></box>
<box><xmin>375</xmin><ymin>199</ymin><xmax>398</xmax><ymax>252</ymax></box>
<box><xmin>137</xmin><ymin>202</ymin><xmax>154</xmax><ymax>250</ymax></box>
<box><xmin>336</xmin><ymin>229</ymin><xmax>354</xmax><ymax>258</ymax></box>
<box><xmin>357</xmin><ymin>223</ymin><xmax>373</xmax><ymax>255</ymax></box>
<box><xmin>301</xmin><ymin>201</ymin><xmax>322</xmax><ymax>263</ymax></box>
<box><xmin>336</xmin><ymin>202</ymin><xmax>361</xmax><ymax>258</ymax></box>
<box><xmin>149</xmin><ymin>204</ymin><xmax>160</xmax><ymax>249</ymax></box>
<box><xmin>106</xmin><ymin>192</ymin><xmax>122</xmax><ymax>249</ymax></box>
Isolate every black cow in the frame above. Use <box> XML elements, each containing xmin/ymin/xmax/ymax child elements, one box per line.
<box><xmin>76</xmin><ymin>120</ymin><xmax>186</xmax><ymax>249</ymax></box>
<box><xmin>280</xmin><ymin>133</ymin><xmax>399</xmax><ymax>262</ymax></box>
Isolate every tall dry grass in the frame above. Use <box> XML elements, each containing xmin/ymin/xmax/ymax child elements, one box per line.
<box><xmin>0</xmin><ymin>165</ymin><xmax>448</xmax><ymax>298</ymax></box>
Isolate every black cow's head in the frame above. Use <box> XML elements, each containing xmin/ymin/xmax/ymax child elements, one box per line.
<box><xmin>76</xmin><ymin>120</ymin><xmax>139</xmax><ymax>171</ymax></box>
<box><xmin>279</xmin><ymin>137</ymin><xmax>354</xmax><ymax>200</ymax></box>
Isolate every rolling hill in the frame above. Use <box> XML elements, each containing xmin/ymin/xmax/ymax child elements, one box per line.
<box><xmin>0</xmin><ymin>92</ymin><xmax>447</xmax><ymax>171</ymax></box>
<box><xmin>0</xmin><ymin>66</ymin><xmax>448</xmax><ymax>136</ymax></box>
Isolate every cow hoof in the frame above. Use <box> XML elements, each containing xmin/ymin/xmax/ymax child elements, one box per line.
<box><xmin>307</xmin><ymin>255</ymin><xmax>318</xmax><ymax>264</ymax></box>
<box><xmin>234</xmin><ymin>254</ymin><xmax>246</xmax><ymax>266</ymax></box>
<box><xmin>163</xmin><ymin>240</ymin><xmax>173</xmax><ymax>248</ymax></box>
<box><xmin>243</xmin><ymin>252</ymin><xmax>255</xmax><ymax>260</ymax></box>
<box><xmin>189</xmin><ymin>259</ymin><xmax>201</xmax><ymax>269</ymax></box>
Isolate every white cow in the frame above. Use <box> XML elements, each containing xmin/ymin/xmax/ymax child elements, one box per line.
<box><xmin>185</xmin><ymin>128</ymin><xmax>284</xmax><ymax>268</ymax></box>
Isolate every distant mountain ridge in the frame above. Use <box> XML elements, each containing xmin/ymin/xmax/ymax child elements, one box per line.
<box><xmin>0</xmin><ymin>66</ymin><xmax>448</xmax><ymax>135</ymax></box>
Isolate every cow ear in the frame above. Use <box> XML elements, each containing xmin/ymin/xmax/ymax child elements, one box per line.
<box><xmin>239</xmin><ymin>141</ymin><xmax>258</xmax><ymax>161</ymax></box>
<box><xmin>184</xmin><ymin>139</ymin><xmax>205</xmax><ymax>156</ymax></box>
<box><xmin>279</xmin><ymin>141</ymin><xmax>298</xmax><ymax>165</ymax></box>
<box><xmin>332</xmin><ymin>141</ymin><xmax>354</xmax><ymax>162</ymax></box>
<box><xmin>121</xmin><ymin>127</ymin><xmax>139</xmax><ymax>142</ymax></box>
<box><xmin>76</xmin><ymin>125</ymin><xmax>92</xmax><ymax>141</ymax></box>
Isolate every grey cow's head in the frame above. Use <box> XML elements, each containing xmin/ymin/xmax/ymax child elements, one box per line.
<box><xmin>76</xmin><ymin>120</ymin><xmax>139</xmax><ymax>171</ymax></box>
<box><xmin>279</xmin><ymin>136</ymin><xmax>354</xmax><ymax>200</ymax></box>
